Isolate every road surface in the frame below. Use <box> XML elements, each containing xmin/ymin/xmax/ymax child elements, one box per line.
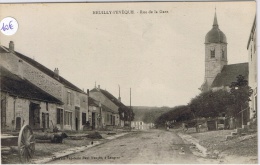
<box><xmin>49</xmin><ymin>129</ymin><xmax>214</xmax><ymax>164</ymax></box>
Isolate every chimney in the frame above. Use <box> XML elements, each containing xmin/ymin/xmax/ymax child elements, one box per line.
<box><xmin>54</xmin><ymin>68</ymin><xmax>59</xmax><ymax>79</ymax></box>
<box><xmin>87</xmin><ymin>89</ymin><xmax>89</xmax><ymax>96</ymax></box>
<box><xmin>9</xmin><ymin>41</ymin><xmax>14</xmax><ymax>52</ymax></box>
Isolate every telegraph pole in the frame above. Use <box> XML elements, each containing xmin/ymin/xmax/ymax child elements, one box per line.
<box><xmin>130</xmin><ymin>88</ymin><xmax>132</xmax><ymax>131</ymax></box>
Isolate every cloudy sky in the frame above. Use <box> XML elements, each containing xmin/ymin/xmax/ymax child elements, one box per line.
<box><xmin>0</xmin><ymin>2</ymin><xmax>256</xmax><ymax>107</ymax></box>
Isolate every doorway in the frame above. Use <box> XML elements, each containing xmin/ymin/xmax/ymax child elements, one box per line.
<box><xmin>92</xmin><ymin>112</ymin><xmax>96</xmax><ymax>129</ymax></box>
<box><xmin>42</xmin><ymin>113</ymin><xmax>46</xmax><ymax>130</ymax></box>
<box><xmin>16</xmin><ymin>117</ymin><xmax>21</xmax><ymax>130</ymax></box>
<box><xmin>29</xmin><ymin>103</ymin><xmax>41</xmax><ymax>129</ymax></box>
<box><xmin>75</xmin><ymin>107</ymin><xmax>80</xmax><ymax>131</ymax></box>
<box><xmin>75</xmin><ymin>118</ymin><xmax>78</xmax><ymax>131</ymax></box>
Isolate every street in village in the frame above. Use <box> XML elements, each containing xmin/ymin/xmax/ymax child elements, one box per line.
<box><xmin>0</xmin><ymin>3</ymin><xmax>257</xmax><ymax>165</ymax></box>
<box><xmin>47</xmin><ymin>128</ymin><xmax>257</xmax><ymax>164</ymax></box>
<box><xmin>49</xmin><ymin>129</ymin><xmax>212</xmax><ymax>164</ymax></box>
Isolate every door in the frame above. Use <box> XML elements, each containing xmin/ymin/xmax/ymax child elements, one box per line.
<box><xmin>1</xmin><ymin>98</ymin><xmax>7</xmax><ymax>130</ymax></box>
<box><xmin>75</xmin><ymin>107</ymin><xmax>80</xmax><ymax>131</ymax></box>
<box><xmin>16</xmin><ymin>117</ymin><xmax>21</xmax><ymax>130</ymax></box>
<box><xmin>92</xmin><ymin>112</ymin><xmax>95</xmax><ymax>129</ymax></box>
<box><xmin>75</xmin><ymin>118</ymin><xmax>78</xmax><ymax>131</ymax></box>
<box><xmin>46</xmin><ymin>113</ymin><xmax>49</xmax><ymax>129</ymax></box>
<box><xmin>42</xmin><ymin>113</ymin><xmax>46</xmax><ymax>130</ymax></box>
<box><xmin>29</xmin><ymin>103</ymin><xmax>40</xmax><ymax>129</ymax></box>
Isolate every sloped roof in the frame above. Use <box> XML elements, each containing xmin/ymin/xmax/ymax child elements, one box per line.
<box><xmin>247</xmin><ymin>15</ymin><xmax>256</xmax><ymax>49</ymax></box>
<box><xmin>88</xmin><ymin>96</ymin><xmax>99</xmax><ymax>107</ymax></box>
<box><xmin>4</xmin><ymin>46</ymin><xmax>85</xmax><ymax>94</ymax></box>
<box><xmin>90</xmin><ymin>88</ymin><xmax>125</xmax><ymax>108</ymax></box>
<box><xmin>0</xmin><ymin>46</ymin><xmax>8</xmax><ymax>53</ymax></box>
<box><xmin>88</xmin><ymin>96</ymin><xmax>116</xmax><ymax>113</ymax></box>
<box><xmin>211</xmin><ymin>63</ymin><xmax>249</xmax><ymax>88</ymax></box>
<box><xmin>102</xmin><ymin>104</ymin><xmax>117</xmax><ymax>114</ymax></box>
<box><xmin>0</xmin><ymin>66</ymin><xmax>63</xmax><ymax>104</ymax></box>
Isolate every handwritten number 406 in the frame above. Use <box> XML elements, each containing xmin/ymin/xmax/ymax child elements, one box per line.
<box><xmin>1</xmin><ymin>21</ymin><xmax>14</xmax><ymax>31</ymax></box>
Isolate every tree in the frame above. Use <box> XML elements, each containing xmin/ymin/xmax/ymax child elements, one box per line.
<box><xmin>118</xmin><ymin>106</ymin><xmax>135</xmax><ymax>126</ymax></box>
<box><xmin>189</xmin><ymin>89</ymin><xmax>232</xmax><ymax>118</ymax></box>
<box><xmin>229</xmin><ymin>75</ymin><xmax>253</xmax><ymax>126</ymax></box>
<box><xmin>154</xmin><ymin>105</ymin><xmax>192</xmax><ymax>128</ymax></box>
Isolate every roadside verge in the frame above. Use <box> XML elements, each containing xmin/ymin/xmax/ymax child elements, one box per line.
<box><xmin>32</xmin><ymin>132</ymin><xmax>129</xmax><ymax>164</ymax></box>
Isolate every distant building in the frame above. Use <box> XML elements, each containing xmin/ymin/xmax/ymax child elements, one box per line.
<box><xmin>90</xmin><ymin>85</ymin><xmax>127</xmax><ymax>127</ymax></box>
<box><xmin>247</xmin><ymin>16</ymin><xmax>257</xmax><ymax>120</ymax></box>
<box><xmin>0</xmin><ymin>42</ymin><xmax>88</xmax><ymax>131</ymax></box>
<box><xmin>131</xmin><ymin>121</ymin><xmax>154</xmax><ymax>130</ymax></box>
<box><xmin>87</xmin><ymin>95</ymin><xmax>116</xmax><ymax>129</ymax></box>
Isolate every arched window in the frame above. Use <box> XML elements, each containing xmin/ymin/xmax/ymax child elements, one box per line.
<box><xmin>222</xmin><ymin>50</ymin><xmax>225</xmax><ymax>58</ymax></box>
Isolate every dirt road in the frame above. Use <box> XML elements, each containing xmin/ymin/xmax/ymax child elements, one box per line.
<box><xmin>49</xmin><ymin>129</ymin><xmax>215</xmax><ymax>164</ymax></box>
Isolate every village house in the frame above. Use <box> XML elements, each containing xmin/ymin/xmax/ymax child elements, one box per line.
<box><xmin>0</xmin><ymin>42</ymin><xmax>88</xmax><ymax>131</ymax></box>
<box><xmin>87</xmin><ymin>95</ymin><xmax>101</xmax><ymax>129</ymax></box>
<box><xmin>89</xmin><ymin>85</ymin><xmax>127</xmax><ymax>128</ymax></box>
<box><xmin>131</xmin><ymin>121</ymin><xmax>154</xmax><ymax>130</ymax></box>
<box><xmin>87</xmin><ymin>95</ymin><xmax>116</xmax><ymax>129</ymax></box>
<box><xmin>247</xmin><ymin>16</ymin><xmax>257</xmax><ymax>121</ymax></box>
<box><xmin>0</xmin><ymin>66</ymin><xmax>63</xmax><ymax>131</ymax></box>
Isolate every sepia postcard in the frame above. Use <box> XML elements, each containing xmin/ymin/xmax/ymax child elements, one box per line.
<box><xmin>0</xmin><ymin>1</ymin><xmax>258</xmax><ymax>164</ymax></box>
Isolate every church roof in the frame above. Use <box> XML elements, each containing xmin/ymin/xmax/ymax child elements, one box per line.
<box><xmin>3</xmin><ymin>46</ymin><xmax>86</xmax><ymax>94</ymax></box>
<box><xmin>0</xmin><ymin>66</ymin><xmax>63</xmax><ymax>104</ymax></box>
<box><xmin>205</xmin><ymin>11</ymin><xmax>227</xmax><ymax>44</ymax></box>
<box><xmin>211</xmin><ymin>63</ymin><xmax>248</xmax><ymax>88</ymax></box>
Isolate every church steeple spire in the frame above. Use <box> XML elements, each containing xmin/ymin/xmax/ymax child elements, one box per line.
<box><xmin>213</xmin><ymin>8</ymin><xmax>218</xmax><ymax>27</ymax></box>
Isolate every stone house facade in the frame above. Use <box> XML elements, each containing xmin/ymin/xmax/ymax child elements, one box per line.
<box><xmin>247</xmin><ymin>16</ymin><xmax>257</xmax><ymax>120</ymax></box>
<box><xmin>90</xmin><ymin>85</ymin><xmax>125</xmax><ymax>127</ymax></box>
<box><xmin>0</xmin><ymin>42</ymin><xmax>88</xmax><ymax>131</ymax></box>
<box><xmin>0</xmin><ymin>66</ymin><xmax>62</xmax><ymax>131</ymax></box>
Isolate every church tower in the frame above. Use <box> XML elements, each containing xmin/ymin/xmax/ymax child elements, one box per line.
<box><xmin>201</xmin><ymin>10</ymin><xmax>228</xmax><ymax>92</ymax></box>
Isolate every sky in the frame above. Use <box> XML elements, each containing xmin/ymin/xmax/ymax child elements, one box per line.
<box><xmin>0</xmin><ymin>2</ymin><xmax>256</xmax><ymax>107</ymax></box>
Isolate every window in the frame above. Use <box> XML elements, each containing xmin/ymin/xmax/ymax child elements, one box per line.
<box><xmin>106</xmin><ymin>114</ymin><xmax>109</xmax><ymax>123</ymax></box>
<box><xmin>210</xmin><ymin>50</ymin><xmax>215</xmax><ymax>58</ymax></box>
<box><xmin>251</xmin><ymin>46</ymin><xmax>253</xmax><ymax>61</ymax></box>
<box><xmin>65</xmin><ymin>111</ymin><xmax>72</xmax><ymax>125</ymax></box>
<box><xmin>57</xmin><ymin>108</ymin><xmax>63</xmax><ymax>125</ymax></box>
<box><xmin>222</xmin><ymin>50</ymin><xmax>225</xmax><ymax>58</ymax></box>
<box><xmin>67</xmin><ymin>92</ymin><xmax>71</xmax><ymax>105</ymax></box>
<box><xmin>82</xmin><ymin>112</ymin><xmax>86</xmax><ymax>125</ymax></box>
